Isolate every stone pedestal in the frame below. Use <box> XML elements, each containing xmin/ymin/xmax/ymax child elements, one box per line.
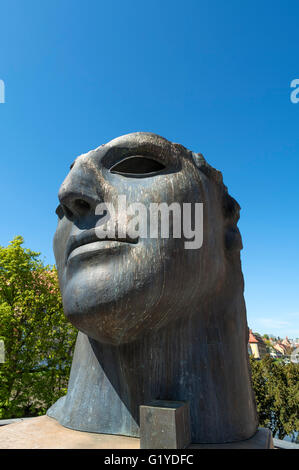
<box><xmin>0</xmin><ymin>415</ymin><xmax>273</xmax><ymax>449</ymax></box>
<box><xmin>140</xmin><ymin>401</ymin><xmax>191</xmax><ymax>449</ymax></box>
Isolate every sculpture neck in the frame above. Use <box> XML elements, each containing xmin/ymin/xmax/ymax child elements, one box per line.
<box><xmin>47</xmin><ymin>307</ymin><xmax>258</xmax><ymax>443</ymax></box>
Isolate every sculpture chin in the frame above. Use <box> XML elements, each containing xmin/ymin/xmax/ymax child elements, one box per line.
<box><xmin>64</xmin><ymin>309</ymin><xmax>136</xmax><ymax>345</ymax></box>
<box><xmin>60</xmin><ymin>257</ymin><xmax>207</xmax><ymax>345</ymax></box>
<box><xmin>60</xmin><ymin>272</ymin><xmax>173</xmax><ymax>345</ymax></box>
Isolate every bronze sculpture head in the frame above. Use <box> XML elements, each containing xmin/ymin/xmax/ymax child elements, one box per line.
<box><xmin>48</xmin><ymin>132</ymin><xmax>258</xmax><ymax>444</ymax></box>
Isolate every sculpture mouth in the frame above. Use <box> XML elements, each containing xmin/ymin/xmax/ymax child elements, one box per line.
<box><xmin>66</xmin><ymin>229</ymin><xmax>138</xmax><ymax>262</ymax></box>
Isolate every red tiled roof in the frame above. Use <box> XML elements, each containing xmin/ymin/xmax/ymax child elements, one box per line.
<box><xmin>249</xmin><ymin>330</ymin><xmax>258</xmax><ymax>343</ymax></box>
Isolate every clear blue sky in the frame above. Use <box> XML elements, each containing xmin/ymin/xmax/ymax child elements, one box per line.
<box><xmin>0</xmin><ymin>0</ymin><xmax>298</xmax><ymax>338</ymax></box>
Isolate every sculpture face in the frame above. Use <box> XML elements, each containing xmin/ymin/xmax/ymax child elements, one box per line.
<box><xmin>53</xmin><ymin>133</ymin><xmax>227</xmax><ymax>344</ymax></box>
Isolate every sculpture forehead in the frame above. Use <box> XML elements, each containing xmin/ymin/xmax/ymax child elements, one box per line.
<box><xmin>106</xmin><ymin>132</ymin><xmax>171</xmax><ymax>147</ymax></box>
<box><xmin>73</xmin><ymin>132</ymin><xmax>189</xmax><ymax>168</ymax></box>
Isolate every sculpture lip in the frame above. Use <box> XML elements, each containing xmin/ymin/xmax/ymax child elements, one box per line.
<box><xmin>66</xmin><ymin>228</ymin><xmax>138</xmax><ymax>261</ymax></box>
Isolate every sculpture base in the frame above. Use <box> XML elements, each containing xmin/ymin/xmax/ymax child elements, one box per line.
<box><xmin>0</xmin><ymin>415</ymin><xmax>273</xmax><ymax>449</ymax></box>
<box><xmin>0</xmin><ymin>416</ymin><xmax>139</xmax><ymax>449</ymax></box>
<box><xmin>190</xmin><ymin>427</ymin><xmax>273</xmax><ymax>449</ymax></box>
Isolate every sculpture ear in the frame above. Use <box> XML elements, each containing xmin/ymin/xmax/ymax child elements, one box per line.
<box><xmin>222</xmin><ymin>194</ymin><xmax>243</xmax><ymax>251</ymax></box>
<box><xmin>191</xmin><ymin>152</ymin><xmax>243</xmax><ymax>252</ymax></box>
<box><xmin>222</xmin><ymin>194</ymin><xmax>240</xmax><ymax>224</ymax></box>
<box><xmin>225</xmin><ymin>226</ymin><xmax>243</xmax><ymax>251</ymax></box>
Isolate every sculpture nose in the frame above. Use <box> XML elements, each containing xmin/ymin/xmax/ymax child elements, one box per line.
<box><xmin>58</xmin><ymin>164</ymin><xmax>101</xmax><ymax>220</ymax></box>
<box><xmin>59</xmin><ymin>191</ymin><xmax>98</xmax><ymax>220</ymax></box>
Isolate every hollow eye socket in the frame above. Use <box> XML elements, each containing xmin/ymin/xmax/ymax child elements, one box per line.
<box><xmin>110</xmin><ymin>155</ymin><xmax>165</xmax><ymax>176</ymax></box>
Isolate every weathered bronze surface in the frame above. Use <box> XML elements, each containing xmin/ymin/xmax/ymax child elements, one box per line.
<box><xmin>47</xmin><ymin>132</ymin><xmax>258</xmax><ymax>443</ymax></box>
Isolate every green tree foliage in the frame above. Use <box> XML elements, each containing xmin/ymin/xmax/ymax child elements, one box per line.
<box><xmin>0</xmin><ymin>236</ymin><xmax>77</xmax><ymax>419</ymax></box>
<box><xmin>250</xmin><ymin>355</ymin><xmax>299</xmax><ymax>440</ymax></box>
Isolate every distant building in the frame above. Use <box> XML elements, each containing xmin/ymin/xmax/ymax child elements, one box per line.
<box><xmin>270</xmin><ymin>350</ymin><xmax>278</xmax><ymax>358</ymax></box>
<box><xmin>273</xmin><ymin>343</ymin><xmax>287</xmax><ymax>356</ymax></box>
<box><xmin>248</xmin><ymin>330</ymin><xmax>268</xmax><ymax>359</ymax></box>
<box><xmin>282</xmin><ymin>337</ymin><xmax>292</xmax><ymax>348</ymax></box>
